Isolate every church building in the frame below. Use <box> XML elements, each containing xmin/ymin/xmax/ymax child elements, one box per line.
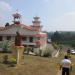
<box><xmin>0</xmin><ymin>13</ymin><xmax>47</xmax><ymax>50</ymax></box>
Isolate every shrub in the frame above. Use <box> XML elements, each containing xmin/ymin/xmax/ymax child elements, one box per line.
<box><xmin>52</xmin><ymin>43</ymin><xmax>59</xmax><ymax>49</ymax></box>
<box><xmin>3</xmin><ymin>55</ymin><xmax>8</xmax><ymax>64</ymax></box>
<box><xmin>11</xmin><ymin>57</ymin><xmax>17</xmax><ymax>64</ymax></box>
<box><xmin>2</xmin><ymin>40</ymin><xmax>11</xmax><ymax>53</ymax></box>
<box><xmin>61</xmin><ymin>40</ymin><xmax>75</xmax><ymax>48</ymax></box>
<box><xmin>10</xmin><ymin>57</ymin><xmax>17</xmax><ymax>67</ymax></box>
<box><xmin>39</xmin><ymin>49</ymin><xmax>42</xmax><ymax>56</ymax></box>
<box><xmin>34</xmin><ymin>48</ymin><xmax>40</xmax><ymax>56</ymax></box>
<box><xmin>42</xmin><ymin>48</ymin><xmax>52</xmax><ymax>57</ymax></box>
<box><xmin>24</xmin><ymin>47</ymin><xmax>31</xmax><ymax>55</ymax></box>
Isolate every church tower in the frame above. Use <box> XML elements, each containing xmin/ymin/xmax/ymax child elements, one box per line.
<box><xmin>12</xmin><ymin>12</ymin><xmax>21</xmax><ymax>24</ymax></box>
<box><xmin>32</xmin><ymin>16</ymin><xmax>42</xmax><ymax>31</ymax></box>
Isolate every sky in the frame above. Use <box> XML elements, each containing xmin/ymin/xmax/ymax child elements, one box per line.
<box><xmin>1</xmin><ymin>0</ymin><xmax>75</xmax><ymax>31</ymax></box>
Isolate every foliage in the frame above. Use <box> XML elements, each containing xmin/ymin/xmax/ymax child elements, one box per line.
<box><xmin>0</xmin><ymin>43</ymin><xmax>3</xmax><ymax>48</ymax></box>
<box><xmin>3</xmin><ymin>55</ymin><xmax>8</xmax><ymax>64</ymax></box>
<box><xmin>52</xmin><ymin>43</ymin><xmax>59</xmax><ymax>49</ymax></box>
<box><xmin>34</xmin><ymin>48</ymin><xmax>40</xmax><ymax>56</ymax></box>
<box><xmin>10</xmin><ymin>57</ymin><xmax>17</xmax><ymax>67</ymax></box>
<box><xmin>2</xmin><ymin>40</ymin><xmax>13</xmax><ymax>53</ymax></box>
<box><xmin>61</xmin><ymin>40</ymin><xmax>75</xmax><ymax>48</ymax></box>
<box><xmin>50</xmin><ymin>31</ymin><xmax>75</xmax><ymax>48</ymax></box>
<box><xmin>47</xmin><ymin>32</ymin><xmax>54</xmax><ymax>39</ymax></box>
<box><xmin>51</xmin><ymin>31</ymin><xmax>62</xmax><ymax>43</ymax></box>
<box><xmin>11</xmin><ymin>57</ymin><xmax>17</xmax><ymax>64</ymax></box>
<box><xmin>23</xmin><ymin>47</ymin><xmax>26</xmax><ymax>53</ymax></box>
<box><xmin>5</xmin><ymin>23</ymin><xmax>10</xmax><ymax>27</ymax></box>
<box><xmin>48</xmin><ymin>31</ymin><xmax>75</xmax><ymax>45</ymax></box>
<box><xmin>24</xmin><ymin>46</ymin><xmax>32</xmax><ymax>54</ymax></box>
<box><xmin>58</xmin><ymin>44</ymin><xmax>62</xmax><ymax>49</ymax></box>
<box><xmin>39</xmin><ymin>49</ymin><xmax>42</xmax><ymax>56</ymax></box>
<box><xmin>42</xmin><ymin>48</ymin><xmax>52</xmax><ymax>57</ymax></box>
<box><xmin>2</xmin><ymin>41</ymin><xmax>9</xmax><ymax>52</ymax></box>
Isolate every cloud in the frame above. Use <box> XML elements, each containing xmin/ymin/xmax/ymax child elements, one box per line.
<box><xmin>51</xmin><ymin>12</ymin><xmax>75</xmax><ymax>31</ymax></box>
<box><xmin>0</xmin><ymin>1</ymin><xmax>12</xmax><ymax>13</ymax></box>
<box><xmin>0</xmin><ymin>1</ymin><xmax>12</xmax><ymax>25</ymax></box>
<box><xmin>0</xmin><ymin>1</ymin><xmax>12</xmax><ymax>18</ymax></box>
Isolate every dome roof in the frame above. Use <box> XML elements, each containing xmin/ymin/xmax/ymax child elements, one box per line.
<box><xmin>13</xmin><ymin>13</ymin><xmax>21</xmax><ymax>18</ymax></box>
<box><xmin>34</xmin><ymin>16</ymin><xmax>40</xmax><ymax>20</ymax></box>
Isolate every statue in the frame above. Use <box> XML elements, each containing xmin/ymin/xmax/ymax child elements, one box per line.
<box><xmin>15</xmin><ymin>31</ymin><xmax>22</xmax><ymax>46</ymax></box>
<box><xmin>12</xmin><ymin>31</ymin><xmax>24</xmax><ymax>65</ymax></box>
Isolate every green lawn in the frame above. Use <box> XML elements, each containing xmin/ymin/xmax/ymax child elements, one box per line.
<box><xmin>0</xmin><ymin>51</ymin><xmax>75</xmax><ymax>75</ymax></box>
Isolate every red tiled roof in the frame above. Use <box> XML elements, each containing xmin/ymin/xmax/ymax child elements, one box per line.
<box><xmin>13</xmin><ymin>13</ymin><xmax>21</xmax><ymax>18</ymax></box>
<box><xmin>0</xmin><ymin>24</ymin><xmax>39</xmax><ymax>31</ymax></box>
<box><xmin>0</xmin><ymin>27</ymin><xmax>5</xmax><ymax>30</ymax></box>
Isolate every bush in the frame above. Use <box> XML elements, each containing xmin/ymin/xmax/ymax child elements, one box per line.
<box><xmin>42</xmin><ymin>48</ymin><xmax>52</xmax><ymax>57</ymax></box>
<box><xmin>24</xmin><ymin>47</ymin><xmax>31</xmax><ymax>55</ymax></box>
<box><xmin>34</xmin><ymin>48</ymin><xmax>40</xmax><ymax>56</ymax></box>
<box><xmin>39</xmin><ymin>49</ymin><xmax>42</xmax><ymax>56</ymax></box>
<box><xmin>61</xmin><ymin>40</ymin><xmax>75</xmax><ymax>48</ymax></box>
<box><xmin>52</xmin><ymin>43</ymin><xmax>59</xmax><ymax>49</ymax></box>
<box><xmin>11</xmin><ymin>57</ymin><xmax>17</xmax><ymax>64</ymax></box>
<box><xmin>3</xmin><ymin>55</ymin><xmax>8</xmax><ymax>64</ymax></box>
<box><xmin>2</xmin><ymin>40</ymin><xmax>10</xmax><ymax>53</ymax></box>
<box><xmin>10</xmin><ymin>57</ymin><xmax>17</xmax><ymax>67</ymax></box>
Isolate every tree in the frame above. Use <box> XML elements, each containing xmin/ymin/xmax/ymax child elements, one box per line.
<box><xmin>51</xmin><ymin>31</ymin><xmax>62</xmax><ymax>43</ymax></box>
<box><xmin>5</xmin><ymin>23</ymin><xmax>10</xmax><ymax>27</ymax></box>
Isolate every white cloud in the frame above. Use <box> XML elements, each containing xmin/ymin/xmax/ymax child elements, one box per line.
<box><xmin>0</xmin><ymin>1</ymin><xmax>12</xmax><ymax>25</ymax></box>
<box><xmin>0</xmin><ymin>1</ymin><xmax>12</xmax><ymax>13</ymax></box>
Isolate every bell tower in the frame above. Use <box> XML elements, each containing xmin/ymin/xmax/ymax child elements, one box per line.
<box><xmin>13</xmin><ymin>12</ymin><xmax>21</xmax><ymax>24</ymax></box>
<box><xmin>32</xmin><ymin>16</ymin><xmax>42</xmax><ymax>31</ymax></box>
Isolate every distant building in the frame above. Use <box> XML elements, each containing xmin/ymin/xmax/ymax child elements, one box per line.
<box><xmin>0</xmin><ymin>13</ymin><xmax>47</xmax><ymax>50</ymax></box>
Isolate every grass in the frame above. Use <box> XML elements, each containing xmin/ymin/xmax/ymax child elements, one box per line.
<box><xmin>0</xmin><ymin>50</ymin><xmax>75</xmax><ymax>75</ymax></box>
